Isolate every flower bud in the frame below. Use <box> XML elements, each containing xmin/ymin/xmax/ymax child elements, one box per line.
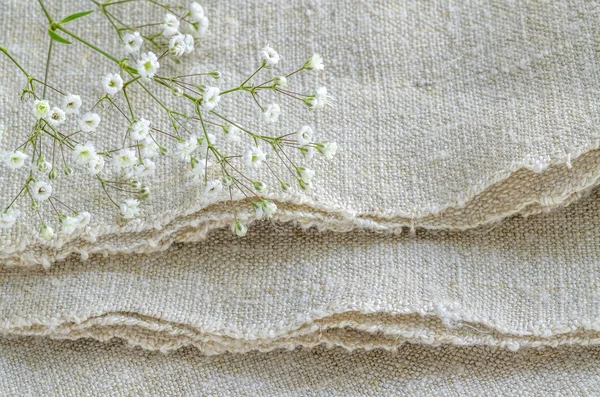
<box><xmin>253</xmin><ymin>181</ymin><xmax>267</xmax><ymax>193</ymax></box>
<box><xmin>280</xmin><ymin>181</ymin><xmax>292</xmax><ymax>192</ymax></box>
<box><xmin>48</xmin><ymin>167</ymin><xmax>58</xmax><ymax>180</ymax></box>
<box><xmin>40</xmin><ymin>224</ymin><xmax>54</xmax><ymax>239</ymax></box>
<box><xmin>298</xmin><ymin>179</ymin><xmax>312</xmax><ymax>191</ymax></box>
<box><xmin>197</xmin><ymin>84</ymin><xmax>208</xmax><ymax>93</ymax></box>
<box><xmin>130</xmin><ymin>180</ymin><xmax>142</xmax><ymax>190</ymax></box>
<box><xmin>139</xmin><ymin>185</ymin><xmax>151</xmax><ymax>199</ymax></box>
<box><xmin>171</xmin><ymin>87</ymin><xmax>184</xmax><ymax>97</ymax></box>
<box><xmin>273</xmin><ymin>76</ymin><xmax>287</xmax><ymax>87</ymax></box>
<box><xmin>233</xmin><ymin>220</ymin><xmax>248</xmax><ymax>237</ymax></box>
<box><xmin>159</xmin><ymin>146</ymin><xmax>168</xmax><ymax>155</ymax></box>
<box><xmin>209</xmin><ymin>70</ymin><xmax>221</xmax><ymax>79</ymax></box>
<box><xmin>303</xmin><ymin>97</ymin><xmax>317</xmax><ymax>110</ymax></box>
<box><xmin>222</xmin><ymin>175</ymin><xmax>234</xmax><ymax>187</ymax></box>
<box><xmin>64</xmin><ymin>166</ymin><xmax>74</xmax><ymax>177</ymax></box>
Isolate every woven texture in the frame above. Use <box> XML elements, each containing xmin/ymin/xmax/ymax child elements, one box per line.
<box><xmin>2</xmin><ymin>0</ymin><xmax>600</xmax><ymax>394</ymax></box>
<box><xmin>1</xmin><ymin>338</ymin><xmax>599</xmax><ymax>396</ymax></box>
<box><xmin>2</xmin><ymin>0</ymin><xmax>600</xmax><ymax>266</ymax></box>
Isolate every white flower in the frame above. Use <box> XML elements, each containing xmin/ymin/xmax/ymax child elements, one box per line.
<box><xmin>130</xmin><ymin>119</ymin><xmax>151</xmax><ymax>141</ymax></box>
<box><xmin>112</xmin><ymin>148</ymin><xmax>137</xmax><ymax>169</ymax></box>
<box><xmin>137</xmin><ymin>52</ymin><xmax>160</xmax><ymax>79</ymax></box>
<box><xmin>76</xmin><ymin>211</ymin><xmax>91</xmax><ymax>229</ymax></box>
<box><xmin>273</xmin><ymin>76</ymin><xmax>287</xmax><ymax>87</ymax></box>
<box><xmin>169</xmin><ymin>34</ymin><xmax>187</xmax><ymax>57</ymax></box>
<box><xmin>260</xmin><ymin>45</ymin><xmax>280</xmax><ymax>67</ymax></box>
<box><xmin>297</xmin><ymin>166</ymin><xmax>315</xmax><ymax>183</ymax></box>
<box><xmin>102</xmin><ymin>73</ymin><xmax>123</xmax><ymax>96</ymax></box>
<box><xmin>62</xmin><ymin>94</ymin><xmax>82</xmax><ymax>114</ymax></box>
<box><xmin>120</xmin><ymin>198</ymin><xmax>140</xmax><ymax>219</ymax></box>
<box><xmin>40</xmin><ymin>224</ymin><xmax>54</xmax><ymax>239</ymax></box>
<box><xmin>30</xmin><ymin>181</ymin><xmax>52</xmax><ymax>201</ymax></box>
<box><xmin>198</xmin><ymin>133</ymin><xmax>215</xmax><ymax>154</ymax></box>
<box><xmin>296</xmin><ymin>126</ymin><xmax>314</xmax><ymax>146</ymax></box>
<box><xmin>314</xmin><ymin>86</ymin><xmax>329</xmax><ymax>108</ymax></box>
<box><xmin>204</xmin><ymin>179</ymin><xmax>222</xmax><ymax>198</ymax></box>
<box><xmin>37</xmin><ymin>160</ymin><xmax>52</xmax><ymax>173</ymax></box>
<box><xmin>233</xmin><ymin>220</ymin><xmax>247</xmax><ymax>237</ymax></box>
<box><xmin>60</xmin><ymin>216</ymin><xmax>80</xmax><ymax>235</ymax></box>
<box><xmin>72</xmin><ymin>142</ymin><xmax>97</xmax><ymax>165</ymax></box>
<box><xmin>183</xmin><ymin>34</ymin><xmax>195</xmax><ymax>53</ymax></box>
<box><xmin>2</xmin><ymin>151</ymin><xmax>28</xmax><ymax>169</ymax></box>
<box><xmin>304</xmin><ymin>53</ymin><xmax>324</xmax><ymax>71</ymax></box>
<box><xmin>45</xmin><ymin>107</ymin><xmax>66</xmax><ymax>126</ymax></box>
<box><xmin>134</xmin><ymin>158</ymin><xmax>156</xmax><ymax>178</ymax></box>
<box><xmin>33</xmin><ymin>100</ymin><xmax>50</xmax><ymax>119</ymax></box>
<box><xmin>255</xmin><ymin>200</ymin><xmax>277</xmax><ymax>219</ymax></box>
<box><xmin>0</xmin><ymin>208</ymin><xmax>19</xmax><ymax>230</ymax></box>
<box><xmin>262</xmin><ymin>104</ymin><xmax>281</xmax><ymax>123</ymax></box>
<box><xmin>302</xmin><ymin>146</ymin><xmax>315</xmax><ymax>162</ymax></box>
<box><xmin>87</xmin><ymin>156</ymin><xmax>104</xmax><ymax>175</ymax></box>
<box><xmin>320</xmin><ymin>142</ymin><xmax>338</xmax><ymax>159</ymax></box>
<box><xmin>176</xmin><ymin>135</ymin><xmax>198</xmax><ymax>162</ymax></box>
<box><xmin>225</xmin><ymin>124</ymin><xmax>241</xmax><ymax>143</ymax></box>
<box><xmin>140</xmin><ymin>137</ymin><xmax>159</xmax><ymax>158</ymax></box>
<box><xmin>123</xmin><ymin>31</ymin><xmax>143</xmax><ymax>53</ymax></box>
<box><xmin>242</xmin><ymin>146</ymin><xmax>266</xmax><ymax>169</ymax></box>
<box><xmin>188</xmin><ymin>158</ymin><xmax>211</xmax><ymax>182</ymax></box>
<box><xmin>162</xmin><ymin>13</ymin><xmax>180</xmax><ymax>36</ymax></box>
<box><xmin>201</xmin><ymin>86</ymin><xmax>221</xmax><ymax>110</ymax></box>
<box><xmin>78</xmin><ymin>112</ymin><xmax>101</xmax><ymax>133</ymax></box>
<box><xmin>189</xmin><ymin>2</ymin><xmax>205</xmax><ymax>20</ymax></box>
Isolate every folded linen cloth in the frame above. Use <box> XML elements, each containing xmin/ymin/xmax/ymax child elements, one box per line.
<box><xmin>2</xmin><ymin>0</ymin><xmax>600</xmax><ymax>267</ymax></box>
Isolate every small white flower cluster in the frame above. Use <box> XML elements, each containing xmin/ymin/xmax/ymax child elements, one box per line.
<box><xmin>1</xmin><ymin>1</ymin><xmax>338</xmax><ymax>241</ymax></box>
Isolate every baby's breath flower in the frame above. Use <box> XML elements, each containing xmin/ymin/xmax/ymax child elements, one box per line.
<box><xmin>315</xmin><ymin>86</ymin><xmax>329</xmax><ymax>108</ymax></box>
<box><xmin>0</xmin><ymin>208</ymin><xmax>19</xmax><ymax>230</ymax></box>
<box><xmin>262</xmin><ymin>104</ymin><xmax>281</xmax><ymax>123</ymax></box>
<box><xmin>260</xmin><ymin>45</ymin><xmax>280</xmax><ymax>67</ymax></box>
<box><xmin>134</xmin><ymin>158</ymin><xmax>156</xmax><ymax>178</ymax></box>
<box><xmin>298</xmin><ymin>179</ymin><xmax>312</xmax><ymax>191</ymax></box>
<box><xmin>301</xmin><ymin>146</ymin><xmax>315</xmax><ymax>162</ymax></box>
<box><xmin>87</xmin><ymin>156</ymin><xmax>104</xmax><ymax>175</ymax></box>
<box><xmin>318</xmin><ymin>142</ymin><xmax>338</xmax><ymax>159</ymax></box>
<box><xmin>255</xmin><ymin>199</ymin><xmax>277</xmax><ymax>219</ymax></box>
<box><xmin>30</xmin><ymin>181</ymin><xmax>52</xmax><ymax>201</ymax></box>
<box><xmin>304</xmin><ymin>53</ymin><xmax>324</xmax><ymax>71</ymax></box>
<box><xmin>40</xmin><ymin>224</ymin><xmax>54</xmax><ymax>239</ymax></box>
<box><xmin>253</xmin><ymin>181</ymin><xmax>267</xmax><ymax>193</ymax></box>
<box><xmin>233</xmin><ymin>220</ymin><xmax>247</xmax><ymax>237</ymax></box>
<box><xmin>137</xmin><ymin>52</ymin><xmax>160</xmax><ymax>79</ymax></box>
<box><xmin>37</xmin><ymin>160</ymin><xmax>52</xmax><ymax>173</ymax></box>
<box><xmin>296</xmin><ymin>125</ymin><xmax>314</xmax><ymax>146</ymax></box>
<box><xmin>273</xmin><ymin>76</ymin><xmax>287</xmax><ymax>87</ymax></box>
<box><xmin>224</xmin><ymin>124</ymin><xmax>241</xmax><ymax>143</ymax></box>
<box><xmin>204</xmin><ymin>179</ymin><xmax>222</xmax><ymax>198</ymax></box>
<box><xmin>177</xmin><ymin>135</ymin><xmax>198</xmax><ymax>162</ymax></box>
<box><xmin>200</xmin><ymin>86</ymin><xmax>221</xmax><ymax>110</ymax></box>
<box><xmin>2</xmin><ymin>150</ymin><xmax>28</xmax><ymax>169</ymax></box>
<box><xmin>188</xmin><ymin>158</ymin><xmax>211</xmax><ymax>182</ymax></box>
<box><xmin>280</xmin><ymin>181</ymin><xmax>292</xmax><ymax>192</ymax></box>
<box><xmin>33</xmin><ymin>100</ymin><xmax>50</xmax><ymax>119</ymax></box>
<box><xmin>183</xmin><ymin>34</ymin><xmax>195</xmax><ymax>53</ymax></box>
<box><xmin>242</xmin><ymin>146</ymin><xmax>266</xmax><ymax>169</ymax></box>
<box><xmin>62</xmin><ymin>94</ymin><xmax>82</xmax><ymax>115</ymax></box>
<box><xmin>48</xmin><ymin>168</ymin><xmax>58</xmax><ymax>180</ymax></box>
<box><xmin>120</xmin><ymin>198</ymin><xmax>140</xmax><ymax>219</ymax></box>
<box><xmin>72</xmin><ymin>142</ymin><xmax>97</xmax><ymax>165</ymax></box>
<box><xmin>296</xmin><ymin>166</ymin><xmax>315</xmax><ymax>183</ymax></box>
<box><xmin>45</xmin><ymin>107</ymin><xmax>66</xmax><ymax>127</ymax></box>
<box><xmin>76</xmin><ymin>211</ymin><xmax>91</xmax><ymax>229</ymax></box>
<box><xmin>102</xmin><ymin>73</ymin><xmax>124</xmax><ymax>96</ymax></box>
<box><xmin>189</xmin><ymin>2</ymin><xmax>205</xmax><ymax>20</ymax></box>
<box><xmin>130</xmin><ymin>118</ymin><xmax>151</xmax><ymax>141</ymax></box>
<box><xmin>113</xmin><ymin>148</ymin><xmax>137</xmax><ymax>169</ymax></box>
<box><xmin>198</xmin><ymin>133</ymin><xmax>215</xmax><ymax>154</ymax></box>
<box><xmin>169</xmin><ymin>34</ymin><xmax>188</xmax><ymax>57</ymax></box>
<box><xmin>162</xmin><ymin>13</ymin><xmax>180</xmax><ymax>36</ymax></box>
<box><xmin>60</xmin><ymin>215</ymin><xmax>80</xmax><ymax>235</ymax></box>
<box><xmin>122</xmin><ymin>31</ymin><xmax>143</xmax><ymax>54</ymax></box>
<box><xmin>303</xmin><ymin>97</ymin><xmax>317</xmax><ymax>110</ymax></box>
<box><xmin>79</xmin><ymin>112</ymin><xmax>101</xmax><ymax>133</ymax></box>
<box><xmin>222</xmin><ymin>175</ymin><xmax>234</xmax><ymax>187</ymax></box>
<box><xmin>140</xmin><ymin>137</ymin><xmax>159</xmax><ymax>158</ymax></box>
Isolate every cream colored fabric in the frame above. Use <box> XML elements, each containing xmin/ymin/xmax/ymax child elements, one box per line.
<box><xmin>2</xmin><ymin>191</ymin><xmax>600</xmax><ymax>354</ymax></box>
<box><xmin>1</xmin><ymin>337</ymin><xmax>599</xmax><ymax>396</ymax></box>
<box><xmin>2</xmin><ymin>0</ymin><xmax>600</xmax><ymax>394</ymax></box>
<box><xmin>2</xmin><ymin>0</ymin><xmax>600</xmax><ymax>266</ymax></box>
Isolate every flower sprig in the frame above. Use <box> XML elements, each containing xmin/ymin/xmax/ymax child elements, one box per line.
<box><xmin>0</xmin><ymin>0</ymin><xmax>337</xmax><ymax>239</ymax></box>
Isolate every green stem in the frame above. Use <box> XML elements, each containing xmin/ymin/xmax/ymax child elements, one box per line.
<box><xmin>42</xmin><ymin>39</ymin><xmax>54</xmax><ymax>99</ymax></box>
<box><xmin>57</xmin><ymin>25</ymin><xmax>121</xmax><ymax>64</ymax></box>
